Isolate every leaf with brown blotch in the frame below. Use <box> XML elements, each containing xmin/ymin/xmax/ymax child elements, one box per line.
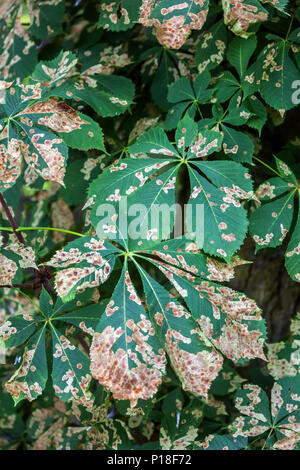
<box><xmin>136</xmin><ymin>264</ymin><xmax>223</xmax><ymax>398</ymax></box>
<box><xmin>0</xmin><ymin>84</ymin><xmax>96</xmax><ymax>190</ymax></box>
<box><xmin>140</xmin><ymin>254</ymin><xmax>267</xmax><ymax>364</ymax></box>
<box><xmin>46</xmin><ymin>236</ymin><xmax>120</xmax><ymax>302</ymax></box>
<box><xmin>139</xmin><ymin>0</ymin><xmax>209</xmax><ymax>49</ymax></box>
<box><xmin>230</xmin><ymin>377</ymin><xmax>300</xmax><ymax>450</ymax></box>
<box><xmin>222</xmin><ymin>0</ymin><xmax>268</xmax><ymax>38</ymax></box>
<box><xmin>90</xmin><ymin>263</ymin><xmax>167</xmax><ymax>407</ymax></box>
<box><xmin>5</xmin><ymin>326</ymin><xmax>48</xmax><ymax>404</ymax></box>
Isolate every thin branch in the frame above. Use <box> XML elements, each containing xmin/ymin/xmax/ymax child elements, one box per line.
<box><xmin>0</xmin><ymin>193</ymin><xmax>26</xmax><ymax>245</ymax></box>
<box><xmin>0</xmin><ymin>226</ymin><xmax>84</xmax><ymax>237</ymax></box>
<box><xmin>76</xmin><ymin>335</ymin><xmax>90</xmax><ymax>355</ymax></box>
<box><xmin>0</xmin><ymin>282</ymin><xmax>34</xmax><ymax>289</ymax></box>
<box><xmin>0</xmin><ymin>193</ymin><xmax>56</xmax><ymax>298</ymax></box>
<box><xmin>42</xmin><ymin>278</ymin><xmax>56</xmax><ymax>297</ymax></box>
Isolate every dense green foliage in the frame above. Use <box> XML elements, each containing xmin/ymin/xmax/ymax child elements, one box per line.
<box><xmin>0</xmin><ymin>0</ymin><xmax>299</xmax><ymax>451</ymax></box>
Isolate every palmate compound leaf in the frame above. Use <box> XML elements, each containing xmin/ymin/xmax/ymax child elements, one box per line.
<box><xmin>46</xmin><ymin>227</ymin><xmax>267</xmax><ymax>406</ymax></box>
<box><xmin>139</xmin><ymin>0</ymin><xmax>210</xmax><ymax>50</ymax></box>
<box><xmin>242</xmin><ymin>40</ymin><xmax>300</xmax><ymax>112</ymax></box>
<box><xmin>1</xmin><ymin>287</ymin><xmax>100</xmax><ymax>405</ymax></box>
<box><xmin>89</xmin><ymin>114</ymin><xmax>253</xmax><ymax>260</ymax></box>
<box><xmin>230</xmin><ymin>377</ymin><xmax>300</xmax><ymax>450</ymax></box>
<box><xmin>249</xmin><ymin>157</ymin><xmax>300</xmax><ymax>282</ymax></box>
<box><xmin>165</xmin><ymin>70</ymin><xmax>213</xmax><ymax>130</ymax></box>
<box><xmin>0</xmin><ymin>80</ymin><xmax>104</xmax><ymax>191</ymax></box>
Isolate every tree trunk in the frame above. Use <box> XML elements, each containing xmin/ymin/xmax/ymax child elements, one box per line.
<box><xmin>228</xmin><ymin>236</ymin><xmax>300</xmax><ymax>343</ymax></box>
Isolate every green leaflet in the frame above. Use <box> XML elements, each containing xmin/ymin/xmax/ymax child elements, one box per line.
<box><xmin>90</xmin><ymin>261</ymin><xmax>167</xmax><ymax>407</ymax></box>
<box><xmin>186</xmin><ymin>160</ymin><xmax>251</xmax><ymax>258</ymax></box>
<box><xmin>243</xmin><ymin>95</ymin><xmax>267</xmax><ymax>135</ymax></box>
<box><xmin>51</xmin><ymin>325</ymin><xmax>92</xmax><ymax>403</ymax></box>
<box><xmin>89</xmin><ymin>127</ymin><xmax>180</xmax><ymax>247</ymax></box>
<box><xmin>227</xmin><ymin>35</ymin><xmax>257</xmax><ymax>79</ymax></box>
<box><xmin>0</xmin><ymin>314</ymin><xmax>37</xmax><ymax>349</ymax></box>
<box><xmin>209</xmin><ymin>362</ymin><xmax>246</xmax><ymax>395</ymax></box>
<box><xmin>285</xmin><ymin>214</ymin><xmax>300</xmax><ymax>283</ymax></box>
<box><xmin>27</xmin><ymin>0</ymin><xmax>65</xmax><ymax>39</ymax></box>
<box><xmin>254</xmin><ymin>176</ymin><xmax>293</xmax><ymax>200</ymax></box>
<box><xmin>0</xmin><ymin>1</ymin><xmax>65</xmax><ymax>80</ymax></box>
<box><xmin>220</xmin><ymin>124</ymin><xmax>254</xmax><ymax>163</ymax></box>
<box><xmin>275</xmin><ymin>156</ymin><xmax>298</xmax><ymax>185</ymax></box>
<box><xmin>250</xmin><ymin>157</ymin><xmax>299</xmax><ymax>282</ymax></box>
<box><xmin>32</xmin><ymin>50</ymin><xmax>78</xmax><ymax>86</ymax></box>
<box><xmin>6</xmin><ymin>326</ymin><xmax>48</xmax><ymax>404</ymax></box>
<box><xmin>98</xmin><ymin>0</ymin><xmax>142</xmax><ymax>31</ymax></box>
<box><xmin>195</xmin><ymin>20</ymin><xmax>227</xmax><ymax>73</ymax></box>
<box><xmin>242</xmin><ymin>41</ymin><xmax>300</xmax><ymax>111</ymax></box>
<box><xmin>250</xmin><ymin>191</ymin><xmax>295</xmax><ymax>250</ymax></box>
